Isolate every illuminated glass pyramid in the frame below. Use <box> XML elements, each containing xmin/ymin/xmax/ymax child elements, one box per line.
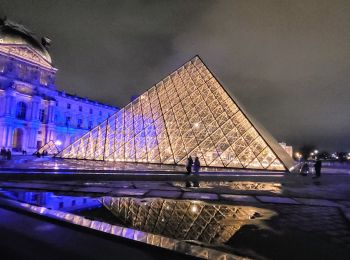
<box><xmin>56</xmin><ymin>56</ymin><xmax>294</xmax><ymax>171</ymax></box>
<box><xmin>35</xmin><ymin>140</ymin><xmax>60</xmax><ymax>155</ymax></box>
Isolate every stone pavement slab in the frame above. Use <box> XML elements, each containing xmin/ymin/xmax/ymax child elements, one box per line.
<box><xmin>220</xmin><ymin>194</ymin><xmax>258</xmax><ymax>203</ymax></box>
<box><xmin>146</xmin><ymin>190</ymin><xmax>182</xmax><ymax>198</ymax></box>
<box><xmin>111</xmin><ymin>188</ymin><xmax>148</xmax><ymax>196</ymax></box>
<box><xmin>256</xmin><ymin>196</ymin><xmax>300</xmax><ymax>204</ymax></box>
<box><xmin>182</xmin><ymin>192</ymin><xmax>218</xmax><ymax>200</ymax></box>
<box><xmin>294</xmin><ymin>198</ymin><xmax>342</xmax><ymax>207</ymax></box>
<box><xmin>76</xmin><ymin>187</ymin><xmax>113</xmax><ymax>193</ymax></box>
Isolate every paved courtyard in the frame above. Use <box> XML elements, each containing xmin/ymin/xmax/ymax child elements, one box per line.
<box><xmin>0</xmin><ymin>157</ymin><xmax>349</xmax><ymax>259</ymax></box>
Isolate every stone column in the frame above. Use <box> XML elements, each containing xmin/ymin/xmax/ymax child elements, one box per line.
<box><xmin>4</xmin><ymin>89</ymin><xmax>15</xmax><ymax>117</ymax></box>
<box><xmin>47</xmin><ymin>100</ymin><xmax>56</xmax><ymax>124</ymax></box>
<box><xmin>27</xmin><ymin>127</ymin><xmax>39</xmax><ymax>150</ymax></box>
<box><xmin>30</xmin><ymin>96</ymin><xmax>41</xmax><ymax>121</ymax></box>
<box><xmin>5</xmin><ymin>126</ymin><xmax>14</xmax><ymax>148</ymax></box>
<box><xmin>0</xmin><ymin>125</ymin><xmax>5</xmax><ymax>148</ymax></box>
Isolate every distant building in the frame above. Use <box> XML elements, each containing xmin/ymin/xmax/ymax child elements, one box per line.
<box><xmin>0</xmin><ymin>19</ymin><xmax>118</xmax><ymax>153</ymax></box>
<box><xmin>279</xmin><ymin>142</ymin><xmax>293</xmax><ymax>157</ymax></box>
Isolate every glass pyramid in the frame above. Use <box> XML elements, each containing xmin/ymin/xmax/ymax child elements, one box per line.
<box><xmin>56</xmin><ymin>56</ymin><xmax>293</xmax><ymax>171</ymax></box>
<box><xmin>35</xmin><ymin>140</ymin><xmax>60</xmax><ymax>155</ymax></box>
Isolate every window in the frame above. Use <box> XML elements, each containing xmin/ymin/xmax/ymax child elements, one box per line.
<box><xmin>67</xmin><ymin>103</ymin><xmax>71</xmax><ymax>109</ymax></box>
<box><xmin>79</xmin><ymin>106</ymin><xmax>82</xmax><ymax>112</ymax></box>
<box><xmin>16</xmin><ymin>102</ymin><xmax>27</xmax><ymax>120</ymax></box>
<box><xmin>54</xmin><ymin>114</ymin><xmax>58</xmax><ymax>122</ymax></box>
<box><xmin>56</xmin><ymin>101</ymin><xmax>59</xmax><ymax>107</ymax></box>
<box><xmin>59</xmin><ymin>202</ymin><xmax>64</xmax><ymax>209</ymax></box>
<box><xmin>72</xmin><ymin>200</ymin><xmax>76</xmax><ymax>206</ymax></box>
<box><xmin>39</xmin><ymin>109</ymin><xmax>45</xmax><ymax>123</ymax></box>
<box><xmin>40</xmin><ymin>71</ymin><xmax>49</xmax><ymax>86</ymax></box>
<box><xmin>89</xmin><ymin>108</ymin><xmax>93</xmax><ymax>114</ymax></box>
<box><xmin>99</xmin><ymin>111</ymin><xmax>102</xmax><ymax>116</ymax></box>
<box><xmin>65</xmin><ymin>116</ymin><xmax>71</xmax><ymax>126</ymax></box>
<box><xmin>88</xmin><ymin>121</ymin><xmax>93</xmax><ymax>129</ymax></box>
<box><xmin>32</xmin><ymin>194</ymin><xmax>39</xmax><ymax>203</ymax></box>
<box><xmin>77</xmin><ymin>119</ymin><xmax>83</xmax><ymax>129</ymax></box>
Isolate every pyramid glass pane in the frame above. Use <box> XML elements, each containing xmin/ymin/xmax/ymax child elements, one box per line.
<box><xmin>35</xmin><ymin>140</ymin><xmax>59</xmax><ymax>155</ymax></box>
<box><xmin>56</xmin><ymin>56</ymin><xmax>293</xmax><ymax>171</ymax></box>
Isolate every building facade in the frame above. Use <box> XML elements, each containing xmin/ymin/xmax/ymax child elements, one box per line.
<box><xmin>0</xmin><ymin>20</ymin><xmax>117</xmax><ymax>153</ymax></box>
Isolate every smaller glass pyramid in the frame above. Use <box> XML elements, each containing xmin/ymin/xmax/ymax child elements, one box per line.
<box><xmin>35</xmin><ymin>140</ymin><xmax>60</xmax><ymax>155</ymax></box>
<box><xmin>56</xmin><ymin>56</ymin><xmax>293</xmax><ymax>171</ymax></box>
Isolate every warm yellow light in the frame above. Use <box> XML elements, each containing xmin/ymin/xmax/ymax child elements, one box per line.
<box><xmin>191</xmin><ymin>205</ymin><xmax>198</xmax><ymax>213</ymax></box>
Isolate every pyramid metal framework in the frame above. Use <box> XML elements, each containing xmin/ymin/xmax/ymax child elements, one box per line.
<box><xmin>102</xmin><ymin>197</ymin><xmax>262</xmax><ymax>243</ymax></box>
<box><xmin>35</xmin><ymin>140</ymin><xmax>60</xmax><ymax>155</ymax></box>
<box><xmin>56</xmin><ymin>56</ymin><xmax>294</xmax><ymax>171</ymax></box>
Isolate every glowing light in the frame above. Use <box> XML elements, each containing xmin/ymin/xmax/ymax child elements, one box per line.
<box><xmin>193</xmin><ymin>122</ymin><xmax>199</xmax><ymax>128</ymax></box>
<box><xmin>191</xmin><ymin>205</ymin><xmax>199</xmax><ymax>213</ymax></box>
<box><xmin>55</xmin><ymin>140</ymin><xmax>62</xmax><ymax>146</ymax></box>
<box><xmin>295</xmin><ymin>152</ymin><xmax>302</xmax><ymax>159</ymax></box>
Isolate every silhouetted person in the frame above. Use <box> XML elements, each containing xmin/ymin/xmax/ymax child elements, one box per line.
<box><xmin>186</xmin><ymin>156</ymin><xmax>193</xmax><ymax>174</ymax></box>
<box><xmin>314</xmin><ymin>159</ymin><xmax>322</xmax><ymax>178</ymax></box>
<box><xmin>6</xmin><ymin>149</ymin><xmax>11</xmax><ymax>160</ymax></box>
<box><xmin>1</xmin><ymin>147</ymin><xmax>6</xmax><ymax>160</ymax></box>
<box><xmin>193</xmin><ymin>157</ymin><xmax>201</xmax><ymax>174</ymax></box>
<box><xmin>300</xmin><ymin>162</ymin><xmax>309</xmax><ymax>176</ymax></box>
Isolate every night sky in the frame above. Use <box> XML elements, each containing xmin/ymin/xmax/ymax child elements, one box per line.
<box><xmin>1</xmin><ymin>0</ymin><xmax>349</xmax><ymax>152</ymax></box>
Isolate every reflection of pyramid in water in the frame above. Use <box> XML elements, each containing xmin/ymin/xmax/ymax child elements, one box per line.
<box><xmin>102</xmin><ymin>197</ymin><xmax>270</xmax><ymax>244</ymax></box>
<box><xmin>35</xmin><ymin>140</ymin><xmax>60</xmax><ymax>155</ymax></box>
<box><xmin>56</xmin><ymin>56</ymin><xmax>294</xmax><ymax>171</ymax></box>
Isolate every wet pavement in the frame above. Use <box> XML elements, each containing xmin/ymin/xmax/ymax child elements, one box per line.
<box><xmin>0</xmin><ymin>157</ymin><xmax>350</xmax><ymax>259</ymax></box>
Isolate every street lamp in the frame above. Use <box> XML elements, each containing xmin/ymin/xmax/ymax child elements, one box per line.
<box><xmin>295</xmin><ymin>152</ymin><xmax>302</xmax><ymax>161</ymax></box>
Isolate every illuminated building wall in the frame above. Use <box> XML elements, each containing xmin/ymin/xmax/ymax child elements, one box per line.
<box><xmin>57</xmin><ymin>56</ymin><xmax>294</xmax><ymax>171</ymax></box>
<box><xmin>0</xmin><ymin>20</ymin><xmax>117</xmax><ymax>153</ymax></box>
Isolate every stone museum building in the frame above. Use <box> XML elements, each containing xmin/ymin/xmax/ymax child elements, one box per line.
<box><xmin>0</xmin><ymin>19</ymin><xmax>118</xmax><ymax>153</ymax></box>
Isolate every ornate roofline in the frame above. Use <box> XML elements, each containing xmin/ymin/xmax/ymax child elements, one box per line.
<box><xmin>0</xmin><ymin>43</ymin><xmax>56</xmax><ymax>71</ymax></box>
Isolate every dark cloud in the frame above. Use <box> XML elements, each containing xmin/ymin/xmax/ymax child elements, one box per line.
<box><xmin>1</xmin><ymin>0</ymin><xmax>349</xmax><ymax>151</ymax></box>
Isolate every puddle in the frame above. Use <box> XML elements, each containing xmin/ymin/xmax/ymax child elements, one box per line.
<box><xmin>0</xmin><ymin>190</ymin><xmax>101</xmax><ymax>211</ymax></box>
<box><xmin>0</xmin><ymin>189</ymin><xmax>272</xmax><ymax>244</ymax></box>
<box><xmin>173</xmin><ymin>181</ymin><xmax>282</xmax><ymax>193</ymax></box>
<box><xmin>101</xmin><ymin>196</ymin><xmax>273</xmax><ymax>244</ymax></box>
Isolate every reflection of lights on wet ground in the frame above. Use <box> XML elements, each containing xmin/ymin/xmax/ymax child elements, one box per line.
<box><xmin>189</xmin><ymin>181</ymin><xmax>282</xmax><ymax>194</ymax></box>
<box><xmin>103</xmin><ymin>197</ymin><xmax>276</xmax><ymax>244</ymax></box>
<box><xmin>191</xmin><ymin>204</ymin><xmax>199</xmax><ymax>213</ymax></box>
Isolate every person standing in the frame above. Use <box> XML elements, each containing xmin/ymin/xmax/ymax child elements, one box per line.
<box><xmin>1</xmin><ymin>147</ymin><xmax>5</xmax><ymax>160</ymax></box>
<box><xmin>314</xmin><ymin>159</ymin><xmax>322</xmax><ymax>178</ymax></box>
<box><xmin>300</xmin><ymin>162</ymin><xmax>309</xmax><ymax>176</ymax></box>
<box><xmin>186</xmin><ymin>156</ymin><xmax>193</xmax><ymax>174</ymax></box>
<box><xmin>193</xmin><ymin>157</ymin><xmax>201</xmax><ymax>174</ymax></box>
<box><xmin>6</xmin><ymin>149</ymin><xmax>11</xmax><ymax>160</ymax></box>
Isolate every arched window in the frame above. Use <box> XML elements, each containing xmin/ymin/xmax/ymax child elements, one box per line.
<box><xmin>16</xmin><ymin>102</ymin><xmax>27</xmax><ymax>120</ymax></box>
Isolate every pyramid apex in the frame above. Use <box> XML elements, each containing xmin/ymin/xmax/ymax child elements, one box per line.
<box><xmin>56</xmin><ymin>53</ymin><xmax>293</xmax><ymax>171</ymax></box>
